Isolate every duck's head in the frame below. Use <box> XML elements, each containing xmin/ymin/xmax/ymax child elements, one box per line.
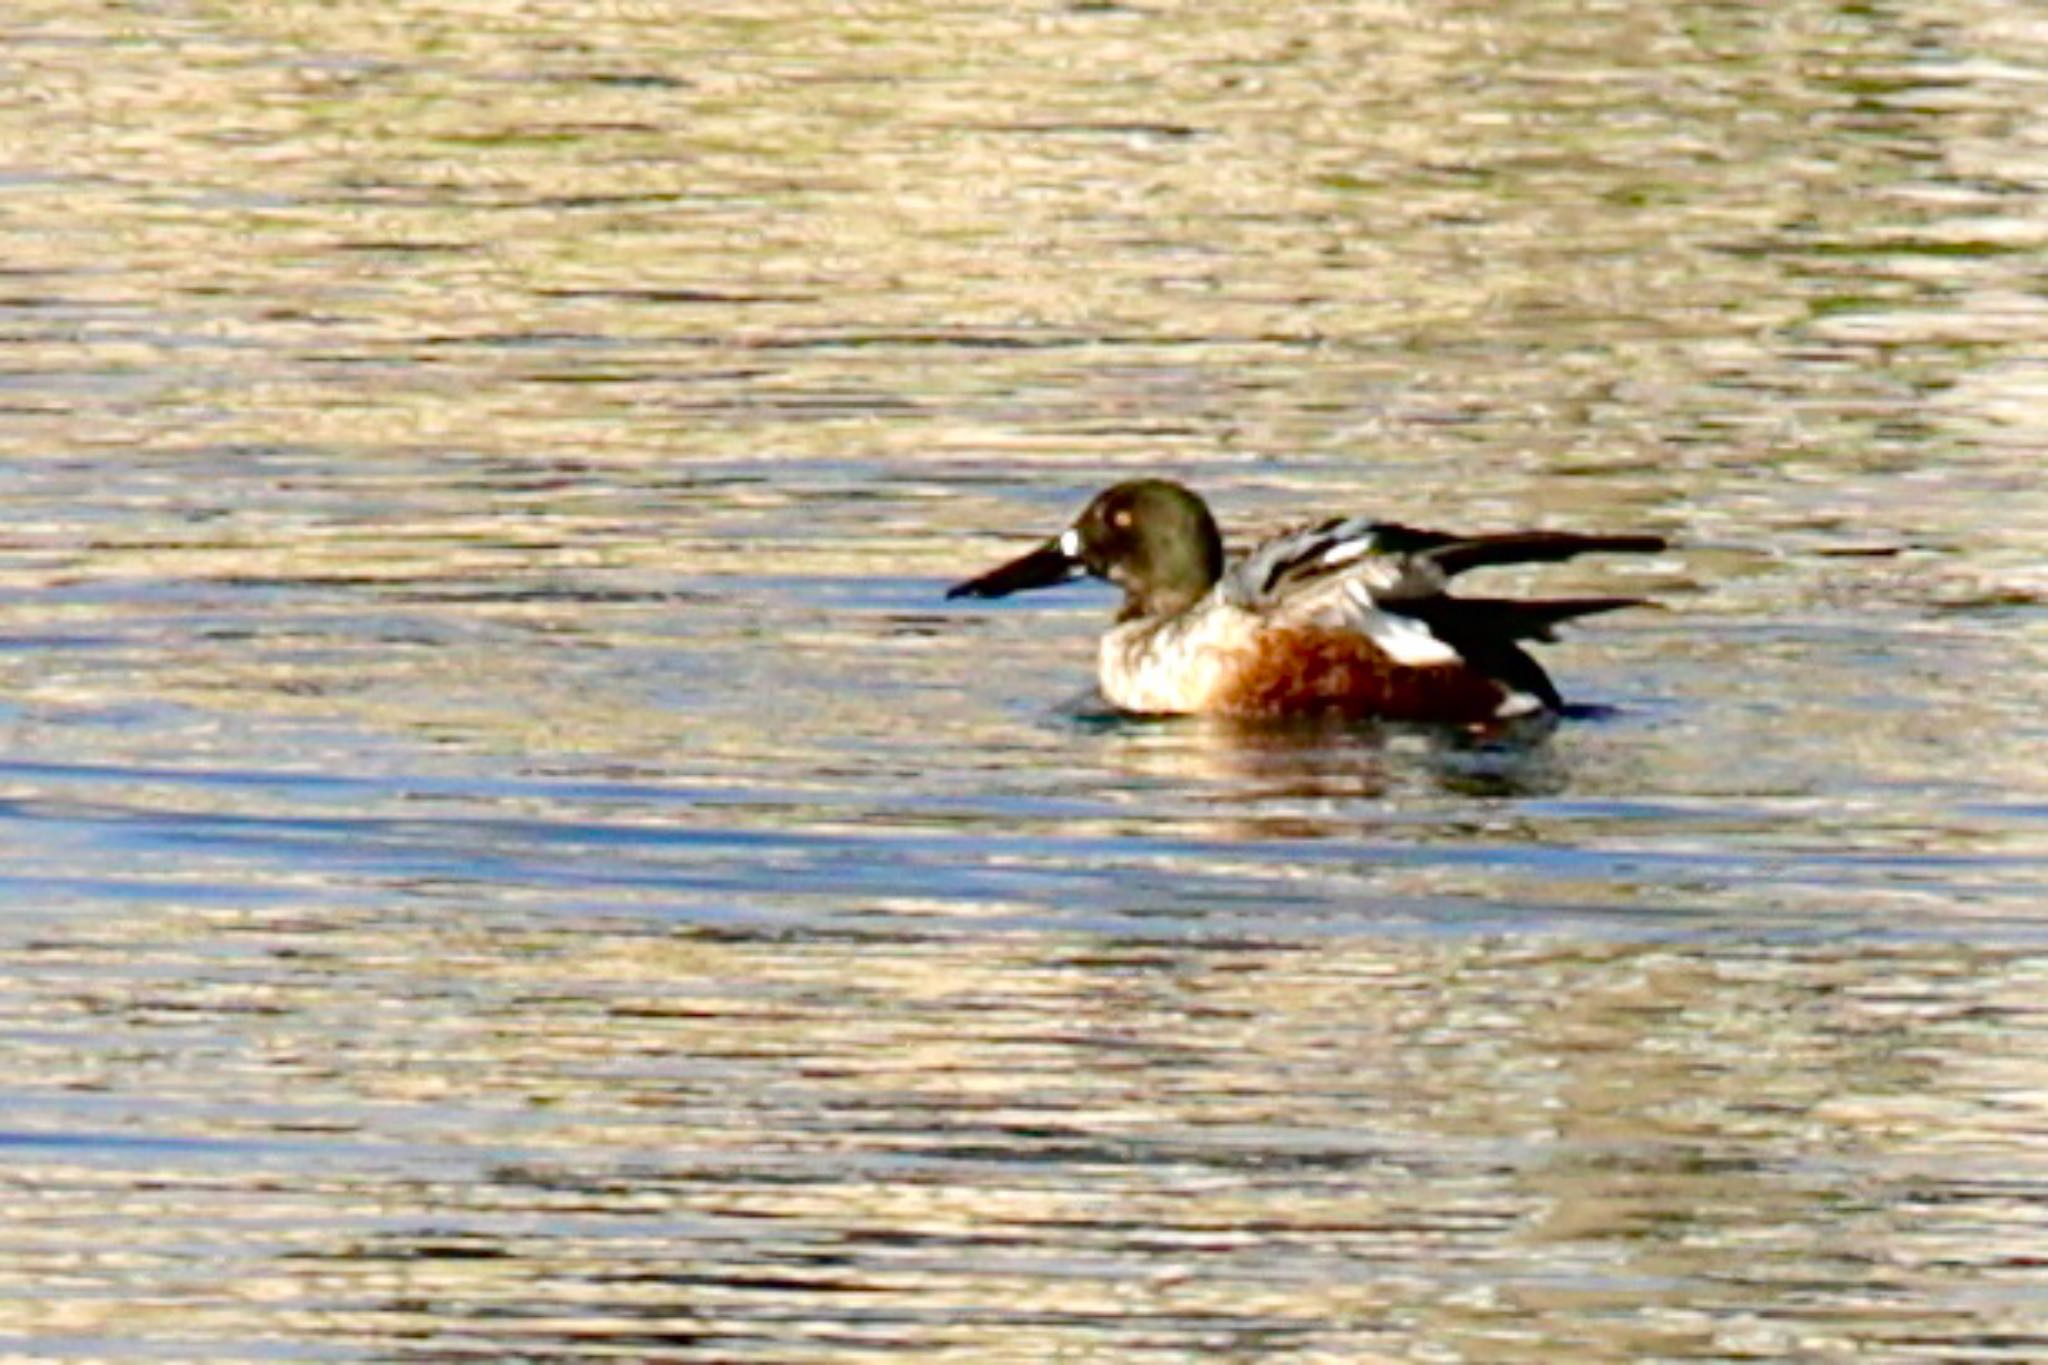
<box><xmin>947</xmin><ymin>479</ymin><xmax>1226</xmax><ymax>621</ymax></box>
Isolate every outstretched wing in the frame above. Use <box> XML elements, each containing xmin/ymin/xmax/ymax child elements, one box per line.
<box><xmin>1216</xmin><ymin>519</ymin><xmax>1463</xmax><ymax>672</ymax></box>
<box><xmin>1383</xmin><ymin>594</ymin><xmax>1655</xmax><ymax>708</ymax></box>
<box><xmin>1219</xmin><ymin>517</ymin><xmax>1665</xmax><ymax>700</ymax></box>
<box><xmin>1221</xmin><ymin>517</ymin><xmax>1442</xmax><ymax>609</ymax></box>
<box><xmin>1226</xmin><ymin>517</ymin><xmax>1666</xmax><ymax>609</ymax></box>
<box><xmin>1409</xmin><ymin>528</ymin><xmax>1668</xmax><ymax>581</ymax></box>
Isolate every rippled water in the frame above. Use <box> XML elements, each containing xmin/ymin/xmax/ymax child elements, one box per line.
<box><xmin>3</xmin><ymin>0</ymin><xmax>2048</xmax><ymax>1358</ymax></box>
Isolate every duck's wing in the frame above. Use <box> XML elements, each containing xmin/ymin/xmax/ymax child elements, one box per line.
<box><xmin>1390</xmin><ymin>593</ymin><xmax>1650</xmax><ymax>644</ymax></box>
<box><xmin>1363</xmin><ymin>594</ymin><xmax>1648</xmax><ymax>710</ymax></box>
<box><xmin>1221</xmin><ymin>517</ymin><xmax>1441</xmax><ymax>609</ymax></box>
<box><xmin>1213</xmin><ymin>520</ymin><xmax>1466</xmax><ymax>673</ymax></box>
<box><xmin>1220</xmin><ymin>519</ymin><xmax>1664</xmax><ymax>696</ymax></box>
<box><xmin>1224</xmin><ymin>519</ymin><xmax>1666</xmax><ymax>610</ymax></box>
<box><xmin>1406</xmin><ymin>528</ymin><xmax>1668</xmax><ymax>581</ymax></box>
<box><xmin>1368</xmin><ymin>528</ymin><xmax>1666</xmax><ymax>708</ymax></box>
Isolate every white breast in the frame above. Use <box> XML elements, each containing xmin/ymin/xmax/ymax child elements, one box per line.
<box><xmin>1098</xmin><ymin>604</ymin><xmax>1258</xmax><ymax>715</ymax></box>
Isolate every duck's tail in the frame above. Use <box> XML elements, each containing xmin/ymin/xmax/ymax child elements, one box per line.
<box><xmin>1386</xmin><ymin>594</ymin><xmax>1657</xmax><ymax>711</ymax></box>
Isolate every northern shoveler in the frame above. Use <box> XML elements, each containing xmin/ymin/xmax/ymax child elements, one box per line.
<box><xmin>947</xmin><ymin>479</ymin><xmax>1666</xmax><ymax>724</ymax></box>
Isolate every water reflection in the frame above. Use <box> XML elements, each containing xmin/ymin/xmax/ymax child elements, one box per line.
<box><xmin>1098</xmin><ymin>712</ymin><xmax>1574</xmax><ymax>811</ymax></box>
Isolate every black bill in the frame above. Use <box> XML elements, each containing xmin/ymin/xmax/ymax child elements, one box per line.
<box><xmin>945</xmin><ymin>537</ymin><xmax>1082</xmax><ymax>599</ymax></box>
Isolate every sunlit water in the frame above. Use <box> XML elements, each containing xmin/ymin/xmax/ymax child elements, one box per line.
<box><xmin>2</xmin><ymin>0</ymin><xmax>2047</xmax><ymax>1359</ymax></box>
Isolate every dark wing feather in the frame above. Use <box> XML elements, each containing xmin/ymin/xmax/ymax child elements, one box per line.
<box><xmin>1225</xmin><ymin>517</ymin><xmax>1426</xmax><ymax>607</ymax></box>
<box><xmin>1393</xmin><ymin>594</ymin><xmax>1651</xmax><ymax>643</ymax></box>
<box><xmin>1217</xmin><ymin>516</ymin><xmax>1663</xmax><ymax>712</ymax></box>
<box><xmin>1228</xmin><ymin>517</ymin><xmax>1665</xmax><ymax>620</ymax></box>
<box><xmin>1383</xmin><ymin>595</ymin><xmax>1656</xmax><ymax>710</ymax></box>
<box><xmin>1419</xmin><ymin>531</ymin><xmax>1667</xmax><ymax>579</ymax></box>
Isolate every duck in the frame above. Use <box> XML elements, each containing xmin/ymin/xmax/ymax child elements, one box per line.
<box><xmin>947</xmin><ymin>479</ymin><xmax>1665</xmax><ymax>723</ymax></box>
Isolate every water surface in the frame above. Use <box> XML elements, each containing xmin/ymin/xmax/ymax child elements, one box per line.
<box><xmin>2</xmin><ymin>0</ymin><xmax>2048</xmax><ymax>1359</ymax></box>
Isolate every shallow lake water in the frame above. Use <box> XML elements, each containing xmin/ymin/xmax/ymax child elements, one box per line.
<box><xmin>2</xmin><ymin>0</ymin><xmax>2048</xmax><ymax>1359</ymax></box>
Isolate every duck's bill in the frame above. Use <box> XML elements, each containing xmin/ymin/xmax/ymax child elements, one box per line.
<box><xmin>946</xmin><ymin>538</ymin><xmax>1082</xmax><ymax>599</ymax></box>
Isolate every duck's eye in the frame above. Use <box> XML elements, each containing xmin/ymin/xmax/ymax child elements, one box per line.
<box><xmin>1111</xmin><ymin>508</ymin><xmax>1133</xmax><ymax>529</ymax></box>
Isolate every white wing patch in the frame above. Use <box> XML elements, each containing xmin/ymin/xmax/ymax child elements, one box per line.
<box><xmin>1336</xmin><ymin>579</ymin><xmax>1460</xmax><ymax>666</ymax></box>
<box><xmin>1361</xmin><ymin>607</ymin><xmax>1461</xmax><ymax>667</ymax></box>
<box><xmin>1317</xmin><ymin>537</ymin><xmax>1377</xmax><ymax>569</ymax></box>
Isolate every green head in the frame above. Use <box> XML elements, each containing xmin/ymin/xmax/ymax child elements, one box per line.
<box><xmin>947</xmin><ymin>479</ymin><xmax>1226</xmax><ymax>621</ymax></box>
